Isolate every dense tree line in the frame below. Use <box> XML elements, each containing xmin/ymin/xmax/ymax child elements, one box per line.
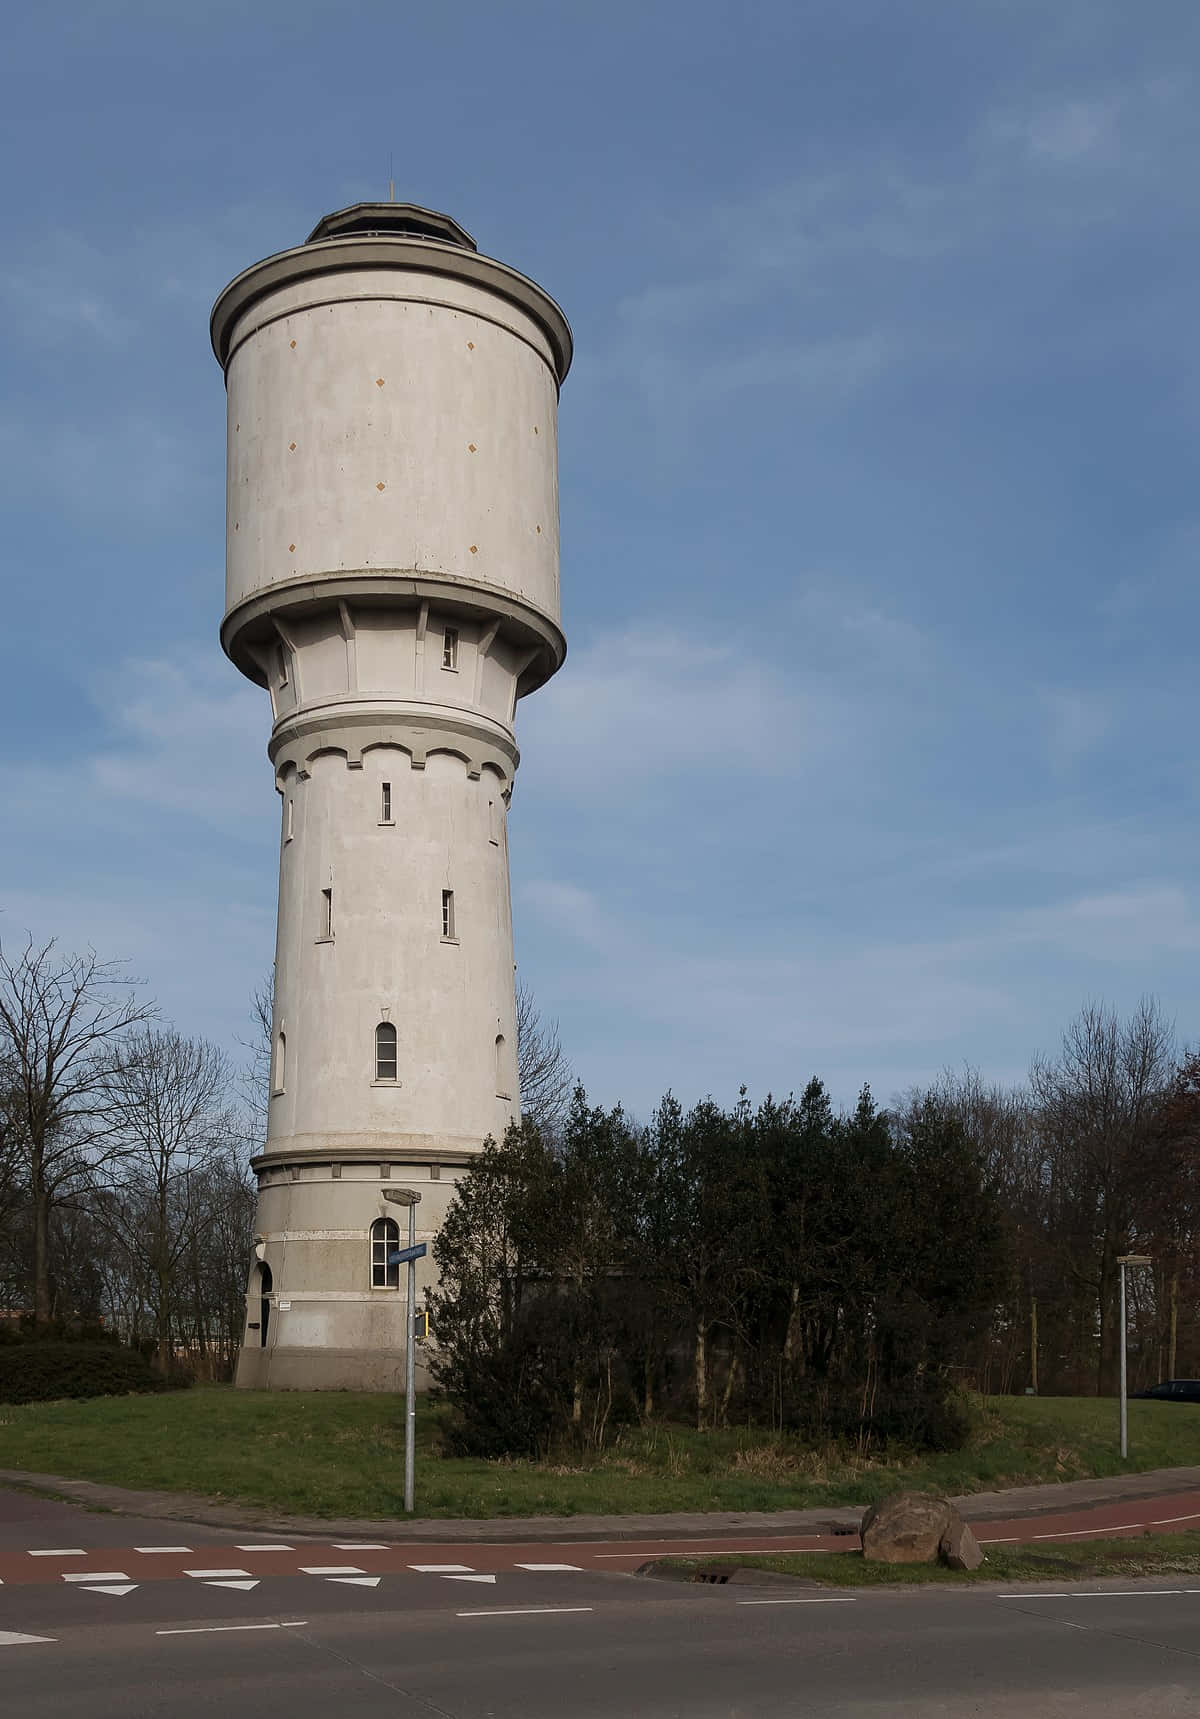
<box><xmin>431</xmin><ymin>999</ymin><xmax>1200</xmax><ymax>1458</ymax></box>
<box><xmin>429</xmin><ymin>1083</ymin><xmax>1009</xmax><ymax>1456</ymax></box>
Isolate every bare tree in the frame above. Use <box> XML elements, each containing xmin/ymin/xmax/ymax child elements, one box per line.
<box><xmin>104</xmin><ymin>1026</ymin><xmax>232</xmax><ymax>1372</ymax></box>
<box><xmin>1031</xmin><ymin>998</ymin><xmax>1176</xmax><ymax>1394</ymax></box>
<box><xmin>236</xmin><ymin>971</ymin><xmax>274</xmax><ymax>1153</ymax></box>
<box><xmin>516</xmin><ymin>981</ymin><xmax>573</xmax><ymax>1137</ymax></box>
<box><xmin>0</xmin><ymin>936</ymin><xmax>153</xmax><ymax>1326</ymax></box>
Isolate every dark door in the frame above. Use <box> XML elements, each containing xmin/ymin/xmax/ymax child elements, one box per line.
<box><xmin>259</xmin><ymin>1262</ymin><xmax>273</xmax><ymax>1347</ymax></box>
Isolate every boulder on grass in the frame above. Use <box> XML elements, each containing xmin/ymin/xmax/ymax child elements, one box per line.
<box><xmin>861</xmin><ymin>1492</ymin><xmax>953</xmax><ymax>1564</ymax></box>
<box><xmin>939</xmin><ymin>1517</ymin><xmax>983</xmax><ymax>1572</ymax></box>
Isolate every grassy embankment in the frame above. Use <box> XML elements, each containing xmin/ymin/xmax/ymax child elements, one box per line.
<box><xmin>661</xmin><ymin>1532</ymin><xmax>1200</xmax><ymax>1587</ymax></box>
<box><xmin>1</xmin><ymin>1389</ymin><xmax>1198</xmax><ymax>1520</ymax></box>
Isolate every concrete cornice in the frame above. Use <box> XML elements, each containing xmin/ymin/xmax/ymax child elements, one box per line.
<box><xmin>221</xmin><ymin>569</ymin><xmax>565</xmax><ymax>696</ymax></box>
<box><xmin>251</xmin><ymin>1145</ymin><xmax>482</xmax><ymax>1173</ymax></box>
<box><xmin>210</xmin><ymin>233</ymin><xmax>572</xmax><ymax>383</ymax></box>
<box><xmin>269</xmin><ymin>704</ymin><xmax>520</xmax><ymax>787</ymax></box>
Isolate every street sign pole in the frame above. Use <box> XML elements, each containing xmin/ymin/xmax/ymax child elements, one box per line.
<box><xmin>1117</xmin><ymin>1253</ymin><xmax>1152</xmax><ymax>1462</ymax></box>
<box><xmin>405</xmin><ymin>1197</ymin><xmax>417</xmax><ymax>1513</ymax></box>
<box><xmin>1114</xmin><ymin>1258</ymin><xmax>1120</xmax><ymax>1457</ymax></box>
<box><xmin>383</xmin><ymin>1188</ymin><xmax>423</xmax><ymax>1515</ymax></box>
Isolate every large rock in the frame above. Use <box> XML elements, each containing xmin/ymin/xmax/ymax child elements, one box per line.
<box><xmin>938</xmin><ymin>1516</ymin><xmax>984</xmax><ymax>1571</ymax></box>
<box><xmin>861</xmin><ymin>1492</ymin><xmax>954</xmax><ymax>1564</ymax></box>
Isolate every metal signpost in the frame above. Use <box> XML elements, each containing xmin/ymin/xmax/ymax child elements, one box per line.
<box><xmin>384</xmin><ymin>1189</ymin><xmax>426</xmax><ymax>1512</ymax></box>
<box><xmin>1118</xmin><ymin>1253</ymin><xmax>1152</xmax><ymax>1460</ymax></box>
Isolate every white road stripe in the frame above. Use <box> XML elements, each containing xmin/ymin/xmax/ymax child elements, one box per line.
<box><xmin>299</xmin><ymin>1565</ymin><xmax>364</xmax><ymax>1576</ymax></box>
<box><xmin>134</xmin><ymin>1546</ymin><xmax>192</xmax><ymax>1554</ymax></box>
<box><xmin>737</xmin><ymin>1597</ymin><xmax>857</xmax><ymax>1606</ymax></box>
<box><xmin>332</xmin><ymin>1543</ymin><xmax>388</xmax><ymax>1550</ymax></box>
<box><xmin>1032</xmin><ymin>1524</ymin><xmax>1143</xmax><ymax>1540</ymax></box>
<box><xmin>63</xmin><ymin>1571</ymin><xmax>129</xmax><ymax>1583</ymax></box>
<box><xmin>408</xmin><ymin>1563</ymin><xmax>475</xmax><ymax>1573</ymax></box>
<box><xmin>29</xmin><ymin>1549</ymin><xmax>86</xmax><ymax>1557</ymax></box>
<box><xmin>205</xmin><ymin>1579</ymin><xmax>260</xmax><ymax>1591</ymax></box>
<box><xmin>515</xmin><ymin>1563</ymin><xmax>584</xmax><ymax>1572</ymax></box>
<box><xmin>157</xmin><ymin>1622</ymin><xmax>308</xmax><ymax>1636</ymax></box>
<box><xmin>456</xmin><ymin>1607</ymin><xmax>594</xmax><ymax>1618</ymax></box>
<box><xmin>80</xmin><ymin>1584</ymin><xmax>138</xmax><ymax>1596</ymax></box>
<box><xmin>236</xmin><ymin>1543</ymin><xmax>293</xmax><ymax>1552</ymax></box>
<box><xmin>594</xmin><ymin>1548</ymin><xmax>830</xmax><ymax>1560</ymax></box>
<box><xmin>997</xmin><ymin>1589</ymin><xmax>1200</xmax><ymax>1599</ymax></box>
<box><xmin>328</xmin><ymin>1575</ymin><xmax>381</xmax><ymax>1587</ymax></box>
<box><xmin>1151</xmin><ymin>1512</ymin><xmax>1200</xmax><ymax>1526</ymax></box>
<box><xmin>184</xmin><ymin>1568</ymin><xmax>253</xmax><ymax>1579</ymax></box>
<box><xmin>444</xmin><ymin>1574</ymin><xmax>496</xmax><ymax>1584</ymax></box>
<box><xmin>0</xmin><ymin>1631</ymin><xmax>56</xmax><ymax>1646</ymax></box>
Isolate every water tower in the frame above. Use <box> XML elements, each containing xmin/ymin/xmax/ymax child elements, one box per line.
<box><xmin>211</xmin><ymin>203</ymin><xmax>571</xmax><ymax>1388</ymax></box>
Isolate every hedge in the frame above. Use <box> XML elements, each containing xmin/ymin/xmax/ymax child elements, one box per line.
<box><xmin>0</xmin><ymin>1342</ymin><xmax>180</xmax><ymax>1404</ymax></box>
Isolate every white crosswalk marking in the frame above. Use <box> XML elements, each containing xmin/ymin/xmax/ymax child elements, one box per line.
<box><xmin>515</xmin><ymin>1563</ymin><xmax>584</xmax><ymax>1572</ymax></box>
<box><xmin>300</xmin><ymin>1565</ymin><xmax>365</xmax><ymax>1576</ymax></box>
<box><xmin>444</xmin><ymin>1573</ymin><xmax>497</xmax><ymax>1584</ymax></box>
<box><xmin>184</xmin><ymin>1568</ymin><xmax>253</xmax><ymax>1579</ymax></box>
<box><xmin>135</xmin><ymin>1546</ymin><xmax>192</xmax><ymax>1554</ymax></box>
<box><xmin>205</xmin><ymin>1580</ymin><xmax>260</xmax><ymax>1591</ymax></box>
<box><xmin>63</xmin><ymin>1572</ymin><xmax>129</xmax><ymax>1583</ymax></box>
<box><xmin>236</xmin><ymin>1544</ymin><xmax>293</xmax><ymax>1552</ymax></box>
<box><xmin>29</xmin><ymin>1549</ymin><xmax>87</xmax><ymax>1557</ymax></box>
<box><xmin>332</xmin><ymin>1543</ymin><xmax>389</xmax><ymax>1550</ymax></box>
<box><xmin>408</xmin><ymin>1563</ymin><xmax>475</xmax><ymax>1573</ymax></box>
<box><xmin>80</xmin><ymin>1584</ymin><xmax>138</xmax><ymax>1596</ymax></box>
<box><xmin>328</xmin><ymin>1576</ymin><xmax>381</xmax><ymax>1587</ymax></box>
<box><xmin>0</xmin><ymin>1631</ymin><xmax>57</xmax><ymax>1645</ymax></box>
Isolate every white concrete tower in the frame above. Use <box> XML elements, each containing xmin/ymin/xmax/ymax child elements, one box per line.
<box><xmin>212</xmin><ymin>203</ymin><xmax>571</xmax><ymax>1389</ymax></box>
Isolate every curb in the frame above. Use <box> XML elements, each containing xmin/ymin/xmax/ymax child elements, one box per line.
<box><xmin>3</xmin><ymin>1463</ymin><xmax>1200</xmax><ymax>1543</ymax></box>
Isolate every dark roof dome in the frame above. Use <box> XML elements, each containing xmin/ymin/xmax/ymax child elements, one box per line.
<box><xmin>306</xmin><ymin>203</ymin><xmax>476</xmax><ymax>251</ymax></box>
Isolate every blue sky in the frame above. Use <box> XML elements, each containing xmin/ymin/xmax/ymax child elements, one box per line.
<box><xmin>2</xmin><ymin>0</ymin><xmax>1198</xmax><ymax>1113</ymax></box>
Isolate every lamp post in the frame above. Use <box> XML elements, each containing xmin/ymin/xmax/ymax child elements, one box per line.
<box><xmin>383</xmin><ymin>1188</ymin><xmax>422</xmax><ymax>1512</ymax></box>
<box><xmin>1118</xmin><ymin>1253</ymin><xmax>1152</xmax><ymax>1460</ymax></box>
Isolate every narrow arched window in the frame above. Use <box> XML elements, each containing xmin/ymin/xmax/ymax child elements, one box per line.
<box><xmin>375</xmin><ymin>1021</ymin><xmax>397</xmax><ymax>1082</ymax></box>
<box><xmin>370</xmin><ymin>1217</ymin><xmax>400</xmax><ymax>1289</ymax></box>
<box><xmin>273</xmin><ymin>1030</ymin><xmax>286</xmax><ymax>1095</ymax></box>
<box><xmin>495</xmin><ymin>1032</ymin><xmax>509</xmax><ymax>1099</ymax></box>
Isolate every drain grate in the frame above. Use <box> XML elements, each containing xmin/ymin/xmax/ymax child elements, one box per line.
<box><xmin>692</xmin><ymin>1568</ymin><xmax>731</xmax><ymax>1584</ymax></box>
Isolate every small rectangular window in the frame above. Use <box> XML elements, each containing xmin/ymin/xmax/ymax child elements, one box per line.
<box><xmin>442</xmin><ymin>888</ymin><xmax>456</xmax><ymax>940</ymax></box>
<box><xmin>442</xmin><ymin>627</ymin><xmax>459</xmax><ymax>671</ymax></box>
<box><xmin>381</xmin><ymin>781</ymin><xmax>392</xmax><ymax>822</ymax></box>
<box><xmin>276</xmin><ymin>645</ymin><xmax>289</xmax><ymax>687</ymax></box>
<box><xmin>488</xmin><ymin>797</ymin><xmax>500</xmax><ymax>846</ymax></box>
<box><xmin>285</xmin><ymin>798</ymin><xmax>294</xmax><ymax>842</ymax></box>
<box><xmin>321</xmin><ymin>887</ymin><xmax>333</xmax><ymax>939</ymax></box>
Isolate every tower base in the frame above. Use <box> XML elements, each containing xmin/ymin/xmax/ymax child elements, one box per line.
<box><xmin>235</xmin><ymin>1344</ymin><xmax>432</xmax><ymax>1393</ymax></box>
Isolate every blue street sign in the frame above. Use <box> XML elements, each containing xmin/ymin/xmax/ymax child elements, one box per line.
<box><xmin>387</xmin><ymin>1242</ymin><xmax>428</xmax><ymax>1266</ymax></box>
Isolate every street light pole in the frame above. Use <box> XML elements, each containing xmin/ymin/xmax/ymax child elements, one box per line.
<box><xmin>383</xmin><ymin>1187</ymin><xmax>422</xmax><ymax>1513</ymax></box>
<box><xmin>1118</xmin><ymin>1253</ymin><xmax>1152</xmax><ymax>1461</ymax></box>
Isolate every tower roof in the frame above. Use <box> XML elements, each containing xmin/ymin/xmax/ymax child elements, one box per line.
<box><xmin>306</xmin><ymin>202</ymin><xmax>477</xmax><ymax>251</ymax></box>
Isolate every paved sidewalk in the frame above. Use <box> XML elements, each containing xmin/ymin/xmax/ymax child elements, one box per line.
<box><xmin>4</xmin><ymin>1462</ymin><xmax>1200</xmax><ymax>1543</ymax></box>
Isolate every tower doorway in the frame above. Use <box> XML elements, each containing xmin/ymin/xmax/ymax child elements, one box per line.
<box><xmin>255</xmin><ymin>1261</ymin><xmax>273</xmax><ymax>1347</ymax></box>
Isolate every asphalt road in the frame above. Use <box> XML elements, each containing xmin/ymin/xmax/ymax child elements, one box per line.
<box><xmin>6</xmin><ymin>1489</ymin><xmax>1200</xmax><ymax>1716</ymax></box>
<box><xmin>7</xmin><ymin>1571</ymin><xmax>1200</xmax><ymax>1717</ymax></box>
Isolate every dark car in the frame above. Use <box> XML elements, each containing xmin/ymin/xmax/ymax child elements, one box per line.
<box><xmin>1132</xmin><ymin>1379</ymin><xmax>1200</xmax><ymax>1402</ymax></box>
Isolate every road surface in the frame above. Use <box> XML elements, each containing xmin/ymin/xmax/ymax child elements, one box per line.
<box><xmin>4</xmin><ymin>1485</ymin><xmax>1200</xmax><ymax>1715</ymax></box>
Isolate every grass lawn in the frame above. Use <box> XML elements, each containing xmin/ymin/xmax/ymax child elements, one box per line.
<box><xmin>658</xmin><ymin>1531</ymin><xmax>1200</xmax><ymax>1588</ymax></box>
<box><xmin>0</xmin><ymin>1389</ymin><xmax>1198</xmax><ymax>1520</ymax></box>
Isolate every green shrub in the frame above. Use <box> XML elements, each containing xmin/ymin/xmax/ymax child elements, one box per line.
<box><xmin>0</xmin><ymin>1342</ymin><xmax>186</xmax><ymax>1404</ymax></box>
